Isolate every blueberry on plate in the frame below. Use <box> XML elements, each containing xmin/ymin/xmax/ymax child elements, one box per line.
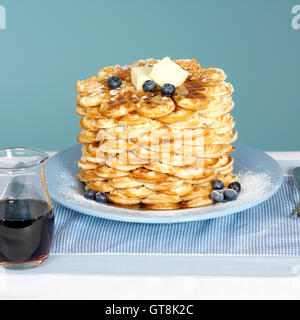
<box><xmin>210</xmin><ymin>190</ymin><xmax>224</xmax><ymax>203</ymax></box>
<box><xmin>107</xmin><ymin>76</ymin><xmax>122</xmax><ymax>89</ymax></box>
<box><xmin>161</xmin><ymin>83</ymin><xmax>175</xmax><ymax>96</ymax></box>
<box><xmin>143</xmin><ymin>80</ymin><xmax>156</xmax><ymax>92</ymax></box>
<box><xmin>223</xmin><ymin>188</ymin><xmax>238</xmax><ymax>201</ymax></box>
<box><xmin>228</xmin><ymin>181</ymin><xmax>241</xmax><ymax>193</ymax></box>
<box><xmin>95</xmin><ymin>191</ymin><xmax>108</xmax><ymax>203</ymax></box>
<box><xmin>84</xmin><ymin>189</ymin><xmax>96</xmax><ymax>200</ymax></box>
<box><xmin>212</xmin><ymin>179</ymin><xmax>224</xmax><ymax>190</ymax></box>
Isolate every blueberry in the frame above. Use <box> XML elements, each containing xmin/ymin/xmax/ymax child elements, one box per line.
<box><xmin>161</xmin><ymin>83</ymin><xmax>175</xmax><ymax>96</ymax></box>
<box><xmin>228</xmin><ymin>181</ymin><xmax>241</xmax><ymax>193</ymax></box>
<box><xmin>107</xmin><ymin>76</ymin><xmax>122</xmax><ymax>89</ymax></box>
<box><xmin>143</xmin><ymin>80</ymin><xmax>156</xmax><ymax>92</ymax></box>
<box><xmin>223</xmin><ymin>188</ymin><xmax>238</xmax><ymax>201</ymax></box>
<box><xmin>211</xmin><ymin>190</ymin><xmax>224</xmax><ymax>203</ymax></box>
<box><xmin>84</xmin><ymin>189</ymin><xmax>96</xmax><ymax>200</ymax></box>
<box><xmin>95</xmin><ymin>191</ymin><xmax>108</xmax><ymax>203</ymax></box>
<box><xmin>212</xmin><ymin>180</ymin><xmax>224</xmax><ymax>190</ymax></box>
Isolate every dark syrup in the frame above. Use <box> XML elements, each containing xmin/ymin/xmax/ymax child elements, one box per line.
<box><xmin>0</xmin><ymin>199</ymin><xmax>54</xmax><ymax>263</ymax></box>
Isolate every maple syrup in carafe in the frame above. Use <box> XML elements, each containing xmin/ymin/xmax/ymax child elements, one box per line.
<box><xmin>0</xmin><ymin>199</ymin><xmax>54</xmax><ymax>264</ymax></box>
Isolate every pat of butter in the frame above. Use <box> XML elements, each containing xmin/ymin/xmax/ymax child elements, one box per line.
<box><xmin>131</xmin><ymin>66</ymin><xmax>152</xmax><ymax>90</ymax></box>
<box><xmin>149</xmin><ymin>57</ymin><xmax>189</xmax><ymax>87</ymax></box>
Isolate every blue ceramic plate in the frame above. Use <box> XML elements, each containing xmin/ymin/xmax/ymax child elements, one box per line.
<box><xmin>45</xmin><ymin>143</ymin><xmax>283</xmax><ymax>224</ymax></box>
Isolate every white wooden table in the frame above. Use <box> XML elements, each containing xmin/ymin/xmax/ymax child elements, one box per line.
<box><xmin>1</xmin><ymin>152</ymin><xmax>300</xmax><ymax>300</ymax></box>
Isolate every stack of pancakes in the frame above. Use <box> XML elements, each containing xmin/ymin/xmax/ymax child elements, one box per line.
<box><xmin>75</xmin><ymin>59</ymin><xmax>237</xmax><ymax>210</ymax></box>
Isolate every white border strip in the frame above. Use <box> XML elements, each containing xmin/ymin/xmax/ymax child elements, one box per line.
<box><xmin>266</xmin><ymin>152</ymin><xmax>300</xmax><ymax>161</ymax></box>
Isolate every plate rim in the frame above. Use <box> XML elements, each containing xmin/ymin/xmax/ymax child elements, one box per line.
<box><xmin>45</xmin><ymin>143</ymin><xmax>284</xmax><ymax>224</ymax></box>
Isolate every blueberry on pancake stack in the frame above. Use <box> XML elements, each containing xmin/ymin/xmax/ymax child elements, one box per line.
<box><xmin>75</xmin><ymin>58</ymin><xmax>237</xmax><ymax>210</ymax></box>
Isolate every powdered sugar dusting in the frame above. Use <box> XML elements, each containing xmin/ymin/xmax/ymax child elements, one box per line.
<box><xmin>215</xmin><ymin>170</ymin><xmax>273</xmax><ymax>209</ymax></box>
<box><xmin>55</xmin><ymin>168</ymin><xmax>108</xmax><ymax>211</ymax></box>
<box><xmin>53</xmin><ymin>167</ymin><xmax>274</xmax><ymax>217</ymax></box>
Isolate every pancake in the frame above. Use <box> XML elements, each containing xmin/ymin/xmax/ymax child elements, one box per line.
<box><xmin>75</xmin><ymin>58</ymin><xmax>237</xmax><ymax>209</ymax></box>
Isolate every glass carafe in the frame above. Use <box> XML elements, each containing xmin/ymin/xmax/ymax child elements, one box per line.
<box><xmin>0</xmin><ymin>147</ymin><xmax>54</xmax><ymax>269</ymax></box>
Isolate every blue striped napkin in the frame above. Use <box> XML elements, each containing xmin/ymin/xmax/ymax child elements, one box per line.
<box><xmin>51</xmin><ymin>177</ymin><xmax>300</xmax><ymax>256</ymax></box>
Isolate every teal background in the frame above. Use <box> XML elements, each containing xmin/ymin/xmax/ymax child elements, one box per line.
<box><xmin>0</xmin><ymin>0</ymin><xmax>299</xmax><ymax>151</ymax></box>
